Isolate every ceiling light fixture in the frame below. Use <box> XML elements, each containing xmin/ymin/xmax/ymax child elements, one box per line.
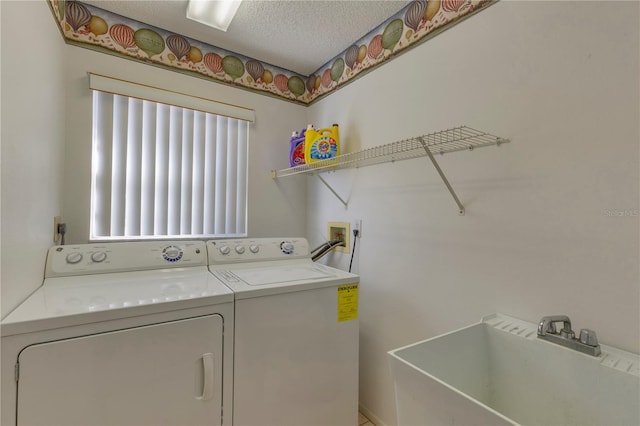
<box><xmin>186</xmin><ymin>0</ymin><xmax>243</xmax><ymax>32</ymax></box>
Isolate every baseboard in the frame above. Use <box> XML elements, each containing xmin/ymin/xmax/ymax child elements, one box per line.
<box><xmin>359</xmin><ymin>403</ymin><xmax>389</xmax><ymax>426</ymax></box>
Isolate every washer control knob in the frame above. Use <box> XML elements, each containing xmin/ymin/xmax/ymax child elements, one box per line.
<box><xmin>219</xmin><ymin>245</ymin><xmax>231</xmax><ymax>255</ymax></box>
<box><xmin>235</xmin><ymin>245</ymin><xmax>245</xmax><ymax>254</ymax></box>
<box><xmin>280</xmin><ymin>241</ymin><xmax>294</xmax><ymax>255</ymax></box>
<box><xmin>249</xmin><ymin>244</ymin><xmax>260</xmax><ymax>254</ymax></box>
<box><xmin>66</xmin><ymin>252</ymin><xmax>83</xmax><ymax>264</ymax></box>
<box><xmin>91</xmin><ymin>251</ymin><xmax>107</xmax><ymax>263</ymax></box>
<box><xmin>162</xmin><ymin>246</ymin><xmax>183</xmax><ymax>262</ymax></box>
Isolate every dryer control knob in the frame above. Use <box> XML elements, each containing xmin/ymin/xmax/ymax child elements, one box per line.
<box><xmin>235</xmin><ymin>245</ymin><xmax>245</xmax><ymax>254</ymax></box>
<box><xmin>249</xmin><ymin>244</ymin><xmax>260</xmax><ymax>254</ymax></box>
<box><xmin>162</xmin><ymin>246</ymin><xmax>183</xmax><ymax>262</ymax></box>
<box><xmin>280</xmin><ymin>241</ymin><xmax>294</xmax><ymax>255</ymax></box>
<box><xmin>219</xmin><ymin>245</ymin><xmax>231</xmax><ymax>255</ymax></box>
<box><xmin>91</xmin><ymin>251</ymin><xmax>107</xmax><ymax>263</ymax></box>
<box><xmin>66</xmin><ymin>252</ymin><xmax>83</xmax><ymax>264</ymax></box>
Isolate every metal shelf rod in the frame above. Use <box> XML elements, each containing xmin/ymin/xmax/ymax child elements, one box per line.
<box><xmin>316</xmin><ymin>174</ymin><xmax>348</xmax><ymax>208</ymax></box>
<box><xmin>419</xmin><ymin>136</ymin><xmax>465</xmax><ymax>215</ymax></box>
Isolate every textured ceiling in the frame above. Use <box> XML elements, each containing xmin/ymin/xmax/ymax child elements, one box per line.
<box><xmin>81</xmin><ymin>0</ymin><xmax>411</xmax><ymax>75</ymax></box>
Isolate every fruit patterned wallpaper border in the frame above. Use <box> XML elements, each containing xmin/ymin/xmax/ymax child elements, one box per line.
<box><xmin>49</xmin><ymin>0</ymin><xmax>495</xmax><ymax>105</ymax></box>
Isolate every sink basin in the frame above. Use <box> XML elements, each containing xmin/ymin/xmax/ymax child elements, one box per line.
<box><xmin>388</xmin><ymin>314</ymin><xmax>640</xmax><ymax>426</ymax></box>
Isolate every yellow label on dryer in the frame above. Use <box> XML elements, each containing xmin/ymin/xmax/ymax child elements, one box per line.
<box><xmin>337</xmin><ymin>284</ymin><xmax>359</xmax><ymax>322</ymax></box>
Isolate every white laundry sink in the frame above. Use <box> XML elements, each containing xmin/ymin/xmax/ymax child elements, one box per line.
<box><xmin>388</xmin><ymin>314</ymin><xmax>640</xmax><ymax>426</ymax></box>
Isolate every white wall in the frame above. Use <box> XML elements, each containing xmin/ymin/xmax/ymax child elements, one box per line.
<box><xmin>62</xmin><ymin>46</ymin><xmax>308</xmax><ymax>244</ymax></box>
<box><xmin>1</xmin><ymin>1</ymin><xmax>307</xmax><ymax>315</ymax></box>
<box><xmin>307</xmin><ymin>2</ymin><xmax>639</xmax><ymax>425</ymax></box>
<box><xmin>2</xmin><ymin>2</ymin><xmax>638</xmax><ymax>424</ymax></box>
<box><xmin>1</xmin><ymin>1</ymin><xmax>66</xmax><ymax>316</ymax></box>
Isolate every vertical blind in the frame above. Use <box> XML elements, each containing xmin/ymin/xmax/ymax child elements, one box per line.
<box><xmin>90</xmin><ymin>87</ymin><xmax>250</xmax><ymax>240</ymax></box>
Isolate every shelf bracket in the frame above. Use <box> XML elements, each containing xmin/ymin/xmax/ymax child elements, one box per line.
<box><xmin>316</xmin><ymin>174</ymin><xmax>348</xmax><ymax>208</ymax></box>
<box><xmin>419</xmin><ymin>137</ymin><xmax>465</xmax><ymax>215</ymax></box>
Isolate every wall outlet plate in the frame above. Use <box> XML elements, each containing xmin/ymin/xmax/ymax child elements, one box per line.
<box><xmin>353</xmin><ymin>219</ymin><xmax>362</xmax><ymax>238</ymax></box>
<box><xmin>53</xmin><ymin>216</ymin><xmax>61</xmax><ymax>242</ymax></box>
<box><xmin>327</xmin><ymin>221</ymin><xmax>350</xmax><ymax>253</ymax></box>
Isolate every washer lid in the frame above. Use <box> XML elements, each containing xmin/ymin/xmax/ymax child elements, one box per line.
<box><xmin>212</xmin><ymin>262</ymin><xmax>359</xmax><ymax>299</ymax></box>
<box><xmin>2</xmin><ymin>267</ymin><xmax>233</xmax><ymax>336</ymax></box>
<box><xmin>233</xmin><ymin>264</ymin><xmax>335</xmax><ymax>286</ymax></box>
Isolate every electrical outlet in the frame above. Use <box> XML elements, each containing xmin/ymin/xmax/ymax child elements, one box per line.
<box><xmin>327</xmin><ymin>222</ymin><xmax>350</xmax><ymax>253</ymax></box>
<box><xmin>352</xmin><ymin>219</ymin><xmax>362</xmax><ymax>238</ymax></box>
<box><xmin>53</xmin><ymin>216</ymin><xmax>61</xmax><ymax>242</ymax></box>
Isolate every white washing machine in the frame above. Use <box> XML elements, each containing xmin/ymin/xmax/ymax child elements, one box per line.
<box><xmin>1</xmin><ymin>241</ymin><xmax>234</xmax><ymax>426</ymax></box>
<box><xmin>207</xmin><ymin>237</ymin><xmax>360</xmax><ymax>426</ymax></box>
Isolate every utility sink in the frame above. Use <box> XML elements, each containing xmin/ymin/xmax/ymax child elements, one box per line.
<box><xmin>388</xmin><ymin>314</ymin><xmax>640</xmax><ymax>426</ymax></box>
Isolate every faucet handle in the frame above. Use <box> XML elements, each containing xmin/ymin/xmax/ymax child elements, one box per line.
<box><xmin>560</xmin><ymin>328</ymin><xmax>575</xmax><ymax>339</ymax></box>
<box><xmin>579</xmin><ymin>329</ymin><xmax>599</xmax><ymax>346</ymax></box>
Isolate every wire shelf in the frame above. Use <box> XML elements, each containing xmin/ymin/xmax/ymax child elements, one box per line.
<box><xmin>271</xmin><ymin>126</ymin><xmax>509</xmax><ymax>178</ymax></box>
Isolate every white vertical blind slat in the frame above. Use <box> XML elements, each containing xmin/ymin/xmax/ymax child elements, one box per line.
<box><xmin>110</xmin><ymin>95</ymin><xmax>128</xmax><ymax>236</ymax></box>
<box><xmin>191</xmin><ymin>112</ymin><xmax>206</xmax><ymax>235</ymax></box>
<box><xmin>154</xmin><ymin>104</ymin><xmax>170</xmax><ymax>236</ymax></box>
<box><xmin>180</xmin><ymin>109</ymin><xmax>194</xmax><ymax>234</ymax></box>
<box><xmin>236</xmin><ymin>121</ymin><xmax>249</xmax><ymax>234</ymax></box>
<box><xmin>140</xmin><ymin>101</ymin><xmax>157</xmax><ymax>236</ymax></box>
<box><xmin>167</xmin><ymin>106</ymin><xmax>183</xmax><ymax>236</ymax></box>
<box><xmin>91</xmin><ymin>91</ymin><xmax>113</xmax><ymax>238</ymax></box>
<box><xmin>203</xmin><ymin>114</ymin><xmax>217</xmax><ymax>235</ymax></box>
<box><xmin>214</xmin><ymin>117</ymin><xmax>228</xmax><ymax>235</ymax></box>
<box><xmin>125</xmin><ymin>98</ymin><xmax>142</xmax><ymax>236</ymax></box>
<box><xmin>91</xmin><ymin>90</ymin><xmax>248</xmax><ymax>240</ymax></box>
<box><xmin>225</xmin><ymin>119</ymin><xmax>238</xmax><ymax>233</ymax></box>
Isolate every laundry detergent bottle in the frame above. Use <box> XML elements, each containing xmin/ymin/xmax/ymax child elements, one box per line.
<box><xmin>289</xmin><ymin>129</ymin><xmax>306</xmax><ymax>167</ymax></box>
<box><xmin>304</xmin><ymin>124</ymin><xmax>340</xmax><ymax>163</ymax></box>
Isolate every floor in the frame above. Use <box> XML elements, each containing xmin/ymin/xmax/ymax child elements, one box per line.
<box><xmin>359</xmin><ymin>411</ymin><xmax>375</xmax><ymax>426</ymax></box>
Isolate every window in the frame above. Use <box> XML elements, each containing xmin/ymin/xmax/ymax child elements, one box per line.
<box><xmin>89</xmin><ymin>74</ymin><xmax>253</xmax><ymax>240</ymax></box>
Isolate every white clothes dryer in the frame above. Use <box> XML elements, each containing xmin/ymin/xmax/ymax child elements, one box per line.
<box><xmin>207</xmin><ymin>237</ymin><xmax>360</xmax><ymax>426</ymax></box>
<box><xmin>1</xmin><ymin>241</ymin><xmax>234</xmax><ymax>426</ymax></box>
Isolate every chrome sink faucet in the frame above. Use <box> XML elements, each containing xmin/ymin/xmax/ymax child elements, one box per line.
<box><xmin>537</xmin><ymin>315</ymin><xmax>601</xmax><ymax>357</ymax></box>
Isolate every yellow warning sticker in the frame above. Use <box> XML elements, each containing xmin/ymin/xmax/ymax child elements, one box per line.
<box><xmin>337</xmin><ymin>284</ymin><xmax>359</xmax><ymax>322</ymax></box>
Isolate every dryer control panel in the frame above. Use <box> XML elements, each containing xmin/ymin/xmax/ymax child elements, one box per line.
<box><xmin>45</xmin><ymin>241</ymin><xmax>207</xmax><ymax>277</ymax></box>
<box><xmin>207</xmin><ymin>238</ymin><xmax>310</xmax><ymax>265</ymax></box>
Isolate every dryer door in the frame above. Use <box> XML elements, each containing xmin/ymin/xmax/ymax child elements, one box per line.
<box><xmin>17</xmin><ymin>314</ymin><xmax>223</xmax><ymax>426</ymax></box>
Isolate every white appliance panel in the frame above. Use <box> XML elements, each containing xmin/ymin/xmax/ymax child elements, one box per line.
<box><xmin>207</xmin><ymin>238</ymin><xmax>310</xmax><ymax>265</ymax></box>
<box><xmin>3</xmin><ymin>241</ymin><xmax>234</xmax><ymax>426</ymax></box>
<box><xmin>233</xmin><ymin>282</ymin><xmax>359</xmax><ymax>426</ymax></box>
<box><xmin>17</xmin><ymin>314</ymin><xmax>224</xmax><ymax>426</ymax></box>
<box><xmin>208</xmin><ymin>237</ymin><xmax>360</xmax><ymax>425</ymax></box>
<box><xmin>2</xmin><ymin>269</ymin><xmax>233</xmax><ymax>336</ymax></box>
<box><xmin>46</xmin><ymin>241</ymin><xmax>207</xmax><ymax>277</ymax></box>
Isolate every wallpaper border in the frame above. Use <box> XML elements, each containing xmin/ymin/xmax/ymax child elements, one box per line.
<box><xmin>49</xmin><ymin>0</ymin><xmax>495</xmax><ymax>106</ymax></box>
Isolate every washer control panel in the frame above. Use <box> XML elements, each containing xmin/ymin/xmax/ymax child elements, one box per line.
<box><xmin>207</xmin><ymin>238</ymin><xmax>310</xmax><ymax>265</ymax></box>
<box><xmin>46</xmin><ymin>241</ymin><xmax>206</xmax><ymax>277</ymax></box>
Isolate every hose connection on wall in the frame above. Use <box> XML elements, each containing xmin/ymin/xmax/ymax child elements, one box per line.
<box><xmin>311</xmin><ymin>239</ymin><xmax>345</xmax><ymax>262</ymax></box>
